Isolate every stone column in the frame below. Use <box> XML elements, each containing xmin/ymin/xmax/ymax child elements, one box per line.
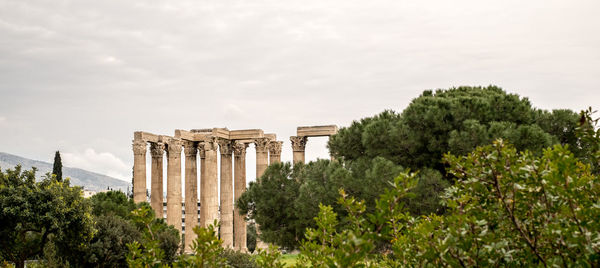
<box><xmin>255</xmin><ymin>138</ymin><xmax>270</xmax><ymax>178</ymax></box>
<box><xmin>290</xmin><ymin>136</ymin><xmax>307</xmax><ymax>164</ymax></box>
<box><xmin>166</xmin><ymin>139</ymin><xmax>183</xmax><ymax>233</ymax></box>
<box><xmin>150</xmin><ymin>142</ymin><xmax>165</xmax><ymax>217</ymax></box>
<box><xmin>184</xmin><ymin>141</ymin><xmax>198</xmax><ymax>253</ymax></box>
<box><xmin>132</xmin><ymin>139</ymin><xmax>147</xmax><ymax>204</ymax></box>
<box><xmin>218</xmin><ymin>138</ymin><xmax>234</xmax><ymax>248</ymax></box>
<box><xmin>254</xmin><ymin>138</ymin><xmax>271</xmax><ymax>250</ymax></box>
<box><xmin>200</xmin><ymin>137</ymin><xmax>219</xmax><ymax>228</ymax></box>
<box><xmin>233</xmin><ymin>141</ymin><xmax>248</xmax><ymax>252</ymax></box>
<box><xmin>268</xmin><ymin>141</ymin><xmax>283</xmax><ymax>164</ymax></box>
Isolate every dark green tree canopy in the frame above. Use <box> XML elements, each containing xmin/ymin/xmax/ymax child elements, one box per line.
<box><xmin>329</xmin><ymin>86</ymin><xmax>582</xmax><ymax>173</ymax></box>
<box><xmin>52</xmin><ymin>151</ymin><xmax>62</xmax><ymax>181</ymax></box>
<box><xmin>90</xmin><ymin>190</ymin><xmax>136</xmax><ymax>219</ymax></box>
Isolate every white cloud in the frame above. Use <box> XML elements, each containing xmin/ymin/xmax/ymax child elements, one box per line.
<box><xmin>62</xmin><ymin>148</ymin><xmax>130</xmax><ymax>181</ymax></box>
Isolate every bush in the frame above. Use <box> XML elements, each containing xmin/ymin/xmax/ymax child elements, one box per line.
<box><xmin>220</xmin><ymin>249</ymin><xmax>257</xmax><ymax>268</ymax></box>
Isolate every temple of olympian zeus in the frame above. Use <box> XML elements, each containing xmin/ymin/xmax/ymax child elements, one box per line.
<box><xmin>132</xmin><ymin>125</ymin><xmax>338</xmax><ymax>252</ymax></box>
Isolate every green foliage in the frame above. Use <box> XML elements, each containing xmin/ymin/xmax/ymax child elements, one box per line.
<box><xmin>329</xmin><ymin>86</ymin><xmax>583</xmax><ymax>173</ymax></box>
<box><xmin>286</xmin><ymin>113</ymin><xmax>600</xmax><ymax>267</ymax></box>
<box><xmin>52</xmin><ymin>151</ymin><xmax>62</xmax><ymax>182</ymax></box>
<box><xmin>295</xmin><ymin>172</ymin><xmax>417</xmax><ymax>268</ymax></box>
<box><xmin>246</xmin><ymin>223</ymin><xmax>257</xmax><ymax>253</ymax></box>
<box><xmin>84</xmin><ymin>215</ymin><xmax>142</xmax><ymax>267</ymax></box>
<box><xmin>237</xmin><ymin>162</ymin><xmax>304</xmax><ymax>249</ymax></box>
<box><xmin>403</xmin><ymin>168</ymin><xmax>449</xmax><ymax>216</ymax></box>
<box><xmin>127</xmin><ymin>204</ymin><xmax>180</xmax><ymax>267</ymax></box>
<box><xmin>238</xmin><ymin>158</ymin><xmax>407</xmax><ymax>249</ymax></box>
<box><xmin>577</xmin><ymin>107</ymin><xmax>600</xmax><ymax>172</ymax></box>
<box><xmin>0</xmin><ymin>167</ymin><xmax>94</xmax><ymax>268</ymax></box>
<box><xmin>392</xmin><ymin>140</ymin><xmax>600</xmax><ymax>266</ymax></box>
<box><xmin>176</xmin><ymin>221</ymin><xmax>227</xmax><ymax>268</ymax></box>
<box><xmin>254</xmin><ymin>245</ymin><xmax>285</xmax><ymax>268</ymax></box>
<box><xmin>90</xmin><ymin>190</ymin><xmax>137</xmax><ymax>219</ymax></box>
<box><xmin>220</xmin><ymin>249</ymin><xmax>257</xmax><ymax>268</ymax></box>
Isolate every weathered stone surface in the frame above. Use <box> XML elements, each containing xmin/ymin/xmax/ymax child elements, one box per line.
<box><xmin>229</xmin><ymin>129</ymin><xmax>264</xmax><ymax>140</ymax></box>
<box><xmin>268</xmin><ymin>141</ymin><xmax>283</xmax><ymax>164</ymax></box>
<box><xmin>132</xmin><ymin>139</ymin><xmax>147</xmax><ymax>204</ymax></box>
<box><xmin>150</xmin><ymin>142</ymin><xmax>165</xmax><ymax>218</ymax></box>
<box><xmin>218</xmin><ymin>138</ymin><xmax>234</xmax><ymax>248</ymax></box>
<box><xmin>134</xmin><ymin>125</ymin><xmax>335</xmax><ymax>251</ymax></box>
<box><xmin>290</xmin><ymin>136</ymin><xmax>307</xmax><ymax>164</ymax></box>
<box><xmin>184</xmin><ymin>141</ymin><xmax>198</xmax><ymax>253</ymax></box>
<box><xmin>297</xmin><ymin>125</ymin><xmax>338</xmax><ymax>137</ymax></box>
<box><xmin>233</xmin><ymin>141</ymin><xmax>248</xmax><ymax>252</ymax></box>
<box><xmin>255</xmin><ymin>138</ymin><xmax>270</xmax><ymax>178</ymax></box>
<box><xmin>166</xmin><ymin>139</ymin><xmax>183</xmax><ymax>234</ymax></box>
<box><xmin>200</xmin><ymin>137</ymin><xmax>219</xmax><ymax>228</ymax></box>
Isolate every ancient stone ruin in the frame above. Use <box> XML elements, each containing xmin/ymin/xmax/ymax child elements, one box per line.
<box><xmin>132</xmin><ymin>125</ymin><xmax>338</xmax><ymax>252</ymax></box>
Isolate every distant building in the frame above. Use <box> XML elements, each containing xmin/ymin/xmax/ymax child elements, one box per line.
<box><xmin>82</xmin><ymin>190</ymin><xmax>97</xmax><ymax>198</ymax></box>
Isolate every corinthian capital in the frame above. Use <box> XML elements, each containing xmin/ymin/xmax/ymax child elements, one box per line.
<box><xmin>132</xmin><ymin>140</ymin><xmax>147</xmax><ymax>155</ymax></box>
<box><xmin>203</xmin><ymin>136</ymin><xmax>219</xmax><ymax>151</ymax></box>
<box><xmin>167</xmin><ymin>139</ymin><xmax>183</xmax><ymax>157</ymax></box>
<box><xmin>254</xmin><ymin>138</ymin><xmax>270</xmax><ymax>152</ymax></box>
<box><xmin>290</xmin><ymin>136</ymin><xmax>307</xmax><ymax>151</ymax></box>
<box><xmin>150</xmin><ymin>142</ymin><xmax>165</xmax><ymax>157</ymax></box>
<box><xmin>198</xmin><ymin>142</ymin><xmax>206</xmax><ymax>158</ymax></box>
<box><xmin>217</xmin><ymin>138</ymin><xmax>233</xmax><ymax>155</ymax></box>
<box><xmin>268</xmin><ymin>141</ymin><xmax>283</xmax><ymax>155</ymax></box>
<box><xmin>184</xmin><ymin>141</ymin><xmax>198</xmax><ymax>157</ymax></box>
<box><xmin>233</xmin><ymin>141</ymin><xmax>248</xmax><ymax>157</ymax></box>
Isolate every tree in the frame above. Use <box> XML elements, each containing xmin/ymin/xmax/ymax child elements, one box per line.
<box><xmin>90</xmin><ymin>190</ymin><xmax>137</xmax><ymax>219</ymax></box>
<box><xmin>329</xmin><ymin>86</ymin><xmax>583</xmax><ymax>173</ymax></box>
<box><xmin>128</xmin><ymin>203</ymin><xmax>181</xmax><ymax>266</ymax></box>
<box><xmin>392</xmin><ymin>140</ymin><xmax>600</xmax><ymax>266</ymax></box>
<box><xmin>237</xmin><ymin>158</ymin><xmax>407</xmax><ymax>249</ymax></box>
<box><xmin>176</xmin><ymin>221</ymin><xmax>227</xmax><ymax>268</ymax></box>
<box><xmin>52</xmin><ymin>151</ymin><xmax>62</xmax><ymax>181</ymax></box>
<box><xmin>0</xmin><ymin>167</ymin><xmax>94</xmax><ymax>268</ymax></box>
<box><xmin>237</xmin><ymin>162</ymin><xmax>304</xmax><ymax>249</ymax></box>
<box><xmin>84</xmin><ymin>215</ymin><xmax>142</xmax><ymax>268</ymax></box>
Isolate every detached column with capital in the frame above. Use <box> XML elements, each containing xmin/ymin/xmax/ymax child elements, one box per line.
<box><xmin>290</xmin><ymin>136</ymin><xmax>307</xmax><ymax>164</ymax></box>
<box><xmin>150</xmin><ymin>142</ymin><xmax>165</xmax><ymax>217</ymax></box>
<box><xmin>233</xmin><ymin>141</ymin><xmax>248</xmax><ymax>252</ymax></box>
<box><xmin>132</xmin><ymin>139</ymin><xmax>147</xmax><ymax>203</ymax></box>
<box><xmin>218</xmin><ymin>138</ymin><xmax>234</xmax><ymax>248</ymax></box>
<box><xmin>254</xmin><ymin>138</ymin><xmax>270</xmax><ymax>250</ymax></box>
<box><xmin>255</xmin><ymin>138</ymin><xmax>270</xmax><ymax>178</ymax></box>
<box><xmin>200</xmin><ymin>138</ymin><xmax>219</xmax><ymax>227</ymax></box>
<box><xmin>184</xmin><ymin>141</ymin><xmax>198</xmax><ymax>253</ymax></box>
<box><xmin>166</xmin><ymin>139</ymin><xmax>183</xmax><ymax>233</ymax></box>
<box><xmin>268</xmin><ymin>141</ymin><xmax>283</xmax><ymax>164</ymax></box>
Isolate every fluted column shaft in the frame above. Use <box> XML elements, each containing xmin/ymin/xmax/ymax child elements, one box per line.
<box><xmin>167</xmin><ymin>140</ymin><xmax>183</xmax><ymax>233</ymax></box>
<box><xmin>254</xmin><ymin>138</ymin><xmax>270</xmax><ymax>250</ymax></box>
<box><xmin>218</xmin><ymin>139</ymin><xmax>234</xmax><ymax>248</ymax></box>
<box><xmin>133</xmin><ymin>140</ymin><xmax>147</xmax><ymax>204</ymax></box>
<box><xmin>200</xmin><ymin>138</ymin><xmax>219</xmax><ymax>228</ymax></box>
<box><xmin>184</xmin><ymin>142</ymin><xmax>198</xmax><ymax>253</ymax></box>
<box><xmin>150</xmin><ymin>142</ymin><xmax>165</xmax><ymax>217</ymax></box>
<box><xmin>290</xmin><ymin>136</ymin><xmax>307</xmax><ymax>164</ymax></box>
<box><xmin>233</xmin><ymin>142</ymin><xmax>248</xmax><ymax>252</ymax></box>
<box><xmin>268</xmin><ymin>141</ymin><xmax>283</xmax><ymax>164</ymax></box>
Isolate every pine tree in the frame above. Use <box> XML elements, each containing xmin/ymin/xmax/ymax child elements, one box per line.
<box><xmin>53</xmin><ymin>151</ymin><xmax>63</xmax><ymax>181</ymax></box>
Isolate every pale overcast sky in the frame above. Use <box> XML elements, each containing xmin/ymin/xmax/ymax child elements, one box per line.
<box><xmin>0</xmin><ymin>0</ymin><xmax>599</xmax><ymax>184</ymax></box>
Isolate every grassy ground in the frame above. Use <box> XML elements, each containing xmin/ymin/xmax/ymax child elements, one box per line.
<box><xmin>280</xmin><ymin>254</ymin><xmax>299</xmax><ymax>267</ymax></box>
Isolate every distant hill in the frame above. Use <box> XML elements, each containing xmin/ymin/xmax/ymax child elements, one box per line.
<box><xmin>0</xmin><ymin>152</ymin><xmax>130</xmax><ymax>192</ymax></box>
